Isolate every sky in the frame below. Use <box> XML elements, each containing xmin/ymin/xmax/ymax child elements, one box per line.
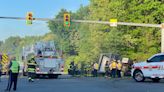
<box><xmin>0</xmin><ymin>0</ymin><xmax>89</xmax><ymax>41</ymax></box>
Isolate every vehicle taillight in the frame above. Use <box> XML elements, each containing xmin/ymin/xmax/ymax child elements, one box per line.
<box><xmin>61</xmin><ymin>65</ymin><xmax>64</xmax><ymax>72</ymax></box>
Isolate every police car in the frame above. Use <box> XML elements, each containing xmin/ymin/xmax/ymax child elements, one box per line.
<box><xmin>131</xmin><ymin>53</ymin><xmax>164</xmax><ymax>82</ymax></box>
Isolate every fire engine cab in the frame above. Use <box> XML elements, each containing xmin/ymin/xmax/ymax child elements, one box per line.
<box><xmin>132</xmin><ymin>53</ymin><xmax>164</xmax><ymax>82</ymax></box>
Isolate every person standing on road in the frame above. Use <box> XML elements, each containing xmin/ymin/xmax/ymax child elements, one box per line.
<box><xmin>5</xmin><ymin>56</ymin><xmax>20</xmax><ymax>92</ymax></box>
<box><xmin>27</xmin><ymin>57</ymin><xmax>37</xmax><ymax>82</ymax></box>
<box><xmin>0</xmin><ymin>63</ymin><xmax>2</xmax><ymax>82</ymax></box>
<box><xmin>105</xmin><ymin>61</ymin><xmax>109</xmax><ymax>78</ymax></box>
<box><xmin>116</xmin><ymin>60</ymin><xmax>122</xmax><ymax>78</ymax></box>
<box><xmin>77</xmin><ymin>63</ymin><xmax>81</xmax><ymax>75</ymax></box>
<box><xmin>110</xmin><ymin>59</ymin><xmax>117</xmax><ymax>78</ymax></box>
<box><xmin>93</xmin><ymin>62</ymin><xmax>99</xmax><ymax>77</ymax></box>
<box><xmin>69</xmin><ymin>61</ymin><xmax>75</xmax><ymax>75</ymax></box>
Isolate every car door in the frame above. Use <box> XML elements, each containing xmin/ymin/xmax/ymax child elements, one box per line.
<box><xmin>158</xmin><ymin>55</ymin><xmax>164</xmax><ymax>78</ymax></box>
<box><xmin>147</xmin><ymin>55</ymin><xmax>164</xmax><ymax>78</ymax></box>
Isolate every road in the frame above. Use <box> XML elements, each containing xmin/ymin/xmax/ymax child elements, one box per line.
<box><xmin>0</xmin><ymin>76</ymin><xmax>164</xmax><ymax>92</ymax></box>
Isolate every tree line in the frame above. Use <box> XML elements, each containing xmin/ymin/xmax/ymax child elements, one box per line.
<box><xmin>0</xmin><ymin>0</ymin><xmax>163</xmax><ymax>68</ymax></box>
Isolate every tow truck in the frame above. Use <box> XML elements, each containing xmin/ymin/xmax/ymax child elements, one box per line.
<box><xmin>132</xmin><ymin>53</ymin><xmax>164</xmax><ymax>82</ymax></box>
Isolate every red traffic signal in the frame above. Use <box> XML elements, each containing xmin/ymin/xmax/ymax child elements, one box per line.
<box><xmin>65</xmin><ymin>15</ymin><xmax>69</xmax><ymax>21</ymax></box>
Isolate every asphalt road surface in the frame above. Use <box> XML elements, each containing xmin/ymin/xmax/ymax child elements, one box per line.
<box><xmin>0</xmin><ymin>76</ymin><xmax>164</xmax><ymax>92</ymax></box>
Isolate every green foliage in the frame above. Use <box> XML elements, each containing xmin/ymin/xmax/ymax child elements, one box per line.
<box><xmin>1</xmin><ymin>0</ymin><xmax>163</xmax><ymax>65</ymax></box>
<box><xmin>47</xmin><ymin>0</ymin><xmax>164</xmax><ymax>65</ymax></box>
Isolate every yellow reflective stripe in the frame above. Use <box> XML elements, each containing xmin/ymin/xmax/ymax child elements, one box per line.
<box><xmin>2</xmin><ymin>54</ymin><xmax>8</xmax><ymax>63</ymax></box>
<box><xmin>1</xmin><ymin>62</ymin><xmax>5</xmax><ymax>65</ymax></box>
<box><xmin>3</xmin><ymin>54</ymin><xmax>8</xmax><ymax>58</ymax></box>
<box><xmin>28</xmin><ymin>68</ymin><xmax>35</xmax><ymax>72</ymax></box>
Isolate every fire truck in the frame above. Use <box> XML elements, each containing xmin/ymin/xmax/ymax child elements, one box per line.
<box><xmin>22</xmin><ymin>41</ymin><xmax>64</xmax><ymax>78</ymax></box>
<box><xmin>132</xmin><ymin>53</ymin><xmax>164</xmax><ymax>82</ymax></box>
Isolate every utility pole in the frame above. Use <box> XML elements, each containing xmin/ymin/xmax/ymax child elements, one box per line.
<box><xmin>161</xmin><ymin>23</ymin><xmax>164</xmax><ymax>53</ymax></box>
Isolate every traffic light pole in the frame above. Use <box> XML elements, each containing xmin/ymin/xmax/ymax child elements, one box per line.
<box><xmin>162</xmin><ymin>27</ymin><xmax>164</xmax><ymax>53</ymax></box>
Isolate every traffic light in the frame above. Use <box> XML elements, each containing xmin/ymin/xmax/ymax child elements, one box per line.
<box><xmin>64</xmin><ymin>13</ymin><xmax>70</xmax><ymax>27</ymax></box>
<box><xmin>26</xmin><ymin>12</ymin><xmax>33</xmax><ymax>25</ymax></box>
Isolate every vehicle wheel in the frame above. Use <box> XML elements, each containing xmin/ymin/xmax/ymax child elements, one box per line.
<box><xmin>133</xmin><ymin>70</ymin><xmax>145</xmax><ymax>82</ymax></box>
<box><xmin>152</xmin><ymin>78</ymin><xmax>160</xmax><ymax>82</ymax></box>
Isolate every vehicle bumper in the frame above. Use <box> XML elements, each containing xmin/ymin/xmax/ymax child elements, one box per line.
<box><xmin>36</xmin><ymin>72</ymin><xmax>66</xmax><ymax>75</ymax></box>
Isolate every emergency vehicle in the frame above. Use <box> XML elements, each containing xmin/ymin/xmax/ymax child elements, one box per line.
<box><xmin>132</xmin><ymin>53</ymin><xmax>164</xmax><ymax>82</ymax></box>
<box><xmin>0</xmin><ymin>53</ymin><xmax>10</xmax><ymax>75</ymax></box>
<box><xmin>22</xmin><ymin>41</ymin><xmax>64</xmax><ymax>79</ymax></box>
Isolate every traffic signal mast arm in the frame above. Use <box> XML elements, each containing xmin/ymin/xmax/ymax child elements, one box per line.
<box><xmin>0</xmin><ymin>16</ymin><xmax>163</xmax><ymax>52</ymax></box>
<box><xmin>0</xmin><ymin>16</ymin><xmax>161</xmax><ymax>28</ymax></box>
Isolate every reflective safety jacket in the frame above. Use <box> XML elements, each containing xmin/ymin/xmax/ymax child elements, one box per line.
<box><xmin>94</xmin><ymin>63</ymin><xmax>99</xmax><ymax>70</ymax></box>
<box><xmin>11</xmin><ymin>60</ymin><xmax>19</xmax><ymax>73</ymax></box>
<box><xmin>27</xmin><ymin>61</ymin><xmax>36</xmax><ymax>73</ymax></box>
<box><xmin>110</xmin><ymin>62</ymin><xmax>117</xmax><ymax>70</ymax></box>
<box><xmin>117</xmin><ymin>63</ymin><xmax>122</xmax><ymax>70</ymax></box>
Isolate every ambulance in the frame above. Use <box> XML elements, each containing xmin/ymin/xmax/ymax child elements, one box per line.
<box><xmin>131</xmin><ymin>53</ymin><xmax>164</xmax><ymax>82</ymax></box>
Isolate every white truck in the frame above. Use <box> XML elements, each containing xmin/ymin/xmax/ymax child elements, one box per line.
<box><xmin>132</xmin><ymin>53</ymin><xmax>164</xmax><ymax>82</ymax></box>
<box><xmin>98</xmin><ymin>53</ymin><xmax>121</xmax><ymax>74</ymax></box>
<box><xmin>22</xmin><ymin>41</ymin><xmax>64</xmax><ymax>78</ymax></box>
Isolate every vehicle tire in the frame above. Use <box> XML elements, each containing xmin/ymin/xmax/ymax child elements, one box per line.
<box><xmin>152</xmin><ymin>78</ymin><xmax>160</xmax><ymax>82</ymax></box>
<box><xmin>133</xmin><ymin>70</ymin><xmax>145</xmax><ymax>82</ymax></box>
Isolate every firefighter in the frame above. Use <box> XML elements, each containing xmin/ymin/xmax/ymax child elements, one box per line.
<box><xmin>27</xmin><ymin>57</ymin><xmax>37</xmax><ymax>82</ymax></box>
<box><xmin>77</xmin><ymin>63</ymin><xmax>81</xmax><ymax>75</ymax></box>
<box><xmin>117</xmin><ymin>60</ymin><xmax>122</xmax><ymax>78</ymax></box>
<box><xmin>110</xmin><ymin>59</ymin><xmax>117</xmax><ymax>78</ymax></box>
<box><xmin>69</xmin><ymin>61</ymin><xmax>75</xmax><ymax>75</ymax></box>
<box><xmin>5</xmin><ymin>56</ymin><xmax>20</xmax><ymax>92</ymax></box>
<box><xmin>105</xmin><ymin>61</ymin><xmax>109</xmax><ymax>77</ymax></box>
<box><xmin>93</xmin><ymin>62</ymin><xmax>99</xmax><ymax>77</ymax></box>
<box><xmin>0</xmin><ymin>63</ymin><xmax>2</xmax><ymax>82</ymax></box>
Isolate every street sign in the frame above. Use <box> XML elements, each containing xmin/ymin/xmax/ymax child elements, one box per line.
<box><xmin>122</xmin><ymin>58</ymin><xmax>129</xmax><ymax>63</ymax></box>
<box><xmin>110</xmin><ymin>19</ymin><xmax>117</xmax><ymax>27</ymax></box>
